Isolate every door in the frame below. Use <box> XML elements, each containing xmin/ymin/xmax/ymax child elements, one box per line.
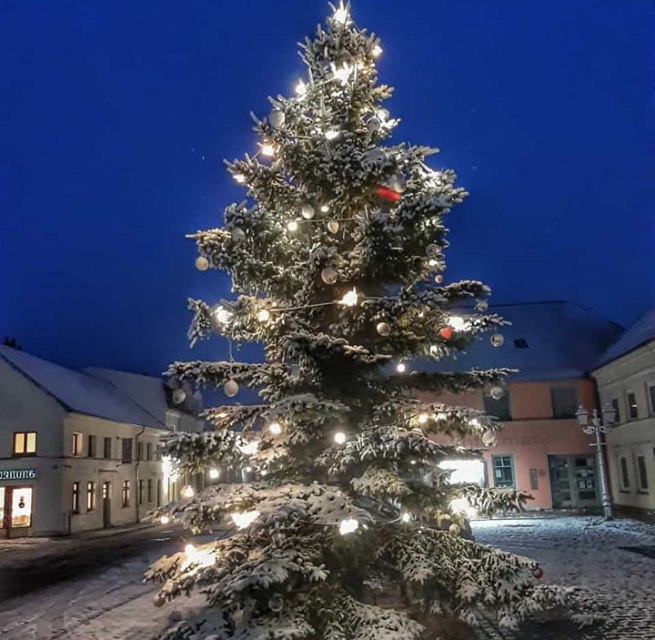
<box><xmin>0</xmin><ymin>487</ymin><xmax>5</xmax><ymax>537</ymax></box>
<box><xmin>102</xmin><ymin>481</ymin><xmax>111</xmax><ymax>528</ymax></box>
<box><xmin>549</xmin><ymin>455</ymin><xmax>598</xmax><ymax>508</ymax></box>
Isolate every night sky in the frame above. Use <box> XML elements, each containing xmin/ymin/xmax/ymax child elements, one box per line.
<box><xmin>1</xmin><ymin>0</ymin><xmax>653</xmax><ymax>375</ymax></box>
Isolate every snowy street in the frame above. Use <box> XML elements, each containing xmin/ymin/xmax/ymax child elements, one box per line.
<box><xmin>0</xmin><ymin>517</ymin><xmax>652</xmax><ymax>639</ymax></box>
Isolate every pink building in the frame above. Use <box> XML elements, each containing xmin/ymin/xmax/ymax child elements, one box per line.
<box><xmin>419</xmin><ymin>302</ymin><xmax>622</xmax><ymax>510</ymax></box>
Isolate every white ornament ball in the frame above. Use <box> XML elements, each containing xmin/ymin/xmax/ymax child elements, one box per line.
<box><xmin>269</xmin><ymin>594</ymin><xmax>284</xmax><ymax>613</ymax></box>
<box><xmin>223</xmin><ymin>379</ymin><xmax>239</xmax><ymax>398</ymax></box>
<box><xmin>301</xmin><ymin>204</ymin><xmax>315</xmax><ymax>220</ymax></box>
<box><xmin>376</xmin><ymin>321</ymin><xmax>391</xmax><ymax>336</ymax></box>
<box><xmin>321</xmin><ymin>267</ymin><xmax>337</xmax><ymax>285</ymax></box>
<box><xmin>489</xmin><ymin>386</ymin><xmax>504</xmax><ymax>400</ymax></box>
<box><xmin>389</xmin><ymin>173</ymin><xmax>406</xmax><ymax>193</ymax></box>
<box><xmin>425</xmin><ymin>243</ymin><xmax>440</xmax><ymax>258</ymax></box>
<box><xmin>449</xmin><ymin>523</ymin><xmax>461</xmax><ymax>536</ymax></box>
<box><xmin>172</xmin><ymin>389</ymin><xmax>186</xmax><ymax>405</ymax></box>
<box><xmin>231</xmin><ymin>228</ymin><xmax>246</xmax><ymax>243</ymax></box>
<box><xmin>491</xmin><ymin>333</ymin><xmax>505</xmax><ymax>348</ymax></box>
<box><xmin>476</xmin><ymin>299</ymin><xmax>489</xmax><ymax>312</ymax></box>
<box><xmin>195</xmin><ymin>256</ymin><xmax>209</xmax><ymax>271</ymax></box>
<box><xmin>327</xmin><ymin>220</ymin><xmax>340</xmax><ymax>234</ymax></box>
<box><xmin>482</xmin><ymin>430</ymin><xmax>497</xmax><ymax>447</ymax></box>
<box><xmin>367</xmin><ymin>117</ymin><xmax>381</xmax><ymax>133</ymax></box>
<box><xmin>269</xmin><ymin>109</ymin><xmax>285</xmax><ymax>129</ymax></box>
<box><xmin>434</xmin><ymin>274</ymin><xmax>444</xmax><ymax>284</ymax></box>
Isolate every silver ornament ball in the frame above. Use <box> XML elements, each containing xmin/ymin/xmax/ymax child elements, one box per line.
<box><xmin>434</xmin><ymin>274</ymin><xmax>444</xmax><ymax>284</ymax></box>
<box><xmin>489</xmin><ymin>386</ymin><xmax>504</xmax><ymax>400</ymax></box>
<box><xmin>301</xmin><ymin>204</ymin><xmax>315</xmax><ymax>220</ymax></box>
<box><xmin>482</xmin><ymin>430</ymin><xmax>497</xmax><ymax>447</ymax></box>
<box><xmin>376</xmin><ymin>322</ymin><xmax>391</xmax><ymax>336</ymax></box>
<box><xmin>231</xmin><ymin>228</ymin><xmax>246</xmax><ymax>243</ymax></box>
<box><xmin>269</xmin><ymin>594</ymin><xmax>284</xmax><ymax>613</ymax></box>
<box><xmin>425</xmin><ymin>243</ymin><xmax>440</xmax><ymax>258</ymax></box>
<box><xmin>490</xmin><ymin>333</ymin><xmax>505</xmax><ymax>348</ymax></box>
<box><xmin>268</xmin><ymin>109</ymin><xmax>285</xmax><ymax>129</ymax></box>
<box><xmin>172</xmin><ymin>389</ymin><xmax>186</xmax><ymax>405</ymax></box>
<box><xmin>223</xmin><ymin>379</ymin><xmax>239</xmax><ymax>398</ymax></box>
<box><xmin>320</xmin><ymin>267</ymin><xmax>338</xmax><ymax>285</ymax></box>
<box><xmin>195</xmin><ymin>256</ymin><xmax>209</xmax><ymax>271</ymax></box>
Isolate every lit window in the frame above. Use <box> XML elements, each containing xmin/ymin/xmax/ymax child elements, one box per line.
<box><xmin>11</xmin><ymin>488</ymin><xmax>32</xmax><ymax>527</ymax></box>
<box><xmin>627</xmin><ymin>392</ymin><xmax>639</xmax><ymax>420</ymax></box>
<box><xmin>87</xmin><ymin>482</ymin><xmax>96</xmax><ymax>511</ymax></box>
<box><xmin>72</xmin><ymin>432</ymin><xmax>83</xmax><ymax>456</ymax></box>
<box><xmin>12</xmin><ymin>432</ymin><xmax>37</xmax><ymax>456</ymax></box>
<box><xmin>122</xmin><ymin>480</ymin><xmax>130</xmax><ymax>507</ymax></box>
<box><xmin>72</xmin><ymin>482</ymin><xmax>80</xmax><ymax>514</ymax></box>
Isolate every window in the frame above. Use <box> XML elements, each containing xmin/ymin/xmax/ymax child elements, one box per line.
<box><xmin>121</xmin><ymin>438</ymin><xmax>133</xmax><ymax>463</ymax></box>
<box><xmin>87</xmin><ymin>481</ymin><xmax>96</xmax><ymax>511</ymax></box>
<box><xmin>491</xmin><ymin>455</ymin><xmax>515</xmax><ymax>488</ymax></box>
<box><xmin>12</xmin><ymin>431</ymin><xmax>37</xmax><ymax>457</ymax></box>
<box><xmin>627</xmin><ymin>392</ymin><xmax>639</xmax><ymax>420</ymax></box>
<box><xmin>122</xmin><ymin>480</ymin><xmax>130</xmax><ymax>507</ymax></box>
<box><xmin>611</xmin><ymin>398</ymin><xmax>621</xmax><ymax>424</ymax></box>
<box><xmin>551</xmin><ymin>387</ymin><xmax>578</xmax><ymax>419</ymax></box>
<box><xmin>72</xmin><ymin>432</ymin><xmax>83</xmax><ymax>456</ymax></box>
<box><xmin>147</xmin><ymin>478</ymin><xmax>153</xmax><ymax>503</ymax></box>
<box><xmin>156</xmin><ymin>479</ymin><xmax>162</xmax><ymax>507</ymax></box>
<box><xmin>637</xmin><ymin>456</ymin><xmax>649</xmax><ymax>491</ymax></box>
<box><xmin>104</xmin><ymin>437</ymin><xmax>112</xmax><ymax>459</ymax></box>
<box><xmin>156</xmin><ymin>445</ymin><xmax>163</xmax><ymax>461</ymax></box>
<box><xmin>72</xmin><ymin>482</ymin><xmax>80</xmax><ymax>514</ymax></box>
<box><xmin>619</xmin><ymin>456</ymin><xmax>630</xmax><ymax>490</ymax></box>
<box><xmin>483</xmin><ymin>390</ymin><xmax>511</xmax><ymax>421</ymax></box>
<box><xmin>87</xmin><ymin>435</ymin><xmax>97</xmax><ymax>458</ymax></box>
<box><xmin>146</xmin><ymin>443</ymin><xmax>153</xmax><ymax>461</ymax></box>
<box><xmin>138</xmin><ymin>479</ymin><xmax>144</xmax><ymax>505</ymax></box>
<box><xmin>513</xmin><ymin>338</ymin><xmax>529</xmax><ymax>349</ymax></box>
<box><xmin>136</xmin><ymin>442</ymin><xmax>144</xmax><ymax>462</ymax></box>
<box><xmin>649</xmin><ymin>385</ymin><xmax>655</xmax><ymax>414</ymax></box>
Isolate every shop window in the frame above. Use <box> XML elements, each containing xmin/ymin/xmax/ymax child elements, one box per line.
<box><xmin>72</xmin><ymin>482</ymin><xmax>80</xmax><ymax>514</ymax></box>
<box><xmin>491</xmin><ymin>455</ymin><xmax>515</xmax><ymax>488</ymax></box>
<box><xmin>637</xmin><ymin>456</ymin><xmax>649</xmax><ymax>492</ymax></box>
<box><xmin>72</xmin><ymin>432</ymin><xmax>83</xmax><ymax>456</ymax></box>
<box><xmin>551</xmin><ymin>387</ymin><xmax>578</xmax><ymax>419</ymax></box>
<box><xmin>122</xmin><ymin>480</ymin><xmax>130</xmax><ymax>507</ymax></box>
<box><xmin>147</xmin><ymin>478</ymin><xmax>153</xmax><ymax>502</ymax></box>
<box><xmin>611</xmin><ymin>398</ymin><xmax>621</xmax><ymax>424</ymax></box>
<box><xmin>627</xmin><ymin>392</ymin><xmax>638</xmax><ymax>420</ymax></box>
<box><xmin>146</xmin><ymin>443</ymin><xmax>153</xmax><ymax>461</ymax></box>
<box><xmin>11</xmin><ymin>488</ymin><xmax>33</xmax><ymax>528</ymax></box>
<box><xmin>121</xmin><ymin>438</ymin><xmax>133</xmax><ymax>463</ymax></box>
<box><xmin>12</xmin><ymin>432</ymin><xmax>37</xmax><ymax>457</ymax></box>
<box><xmin>87</xmin><ymin>435</ymin><xmax>97</xmax><ymax>458</ymax></box>
<box><xmin>483</xmin><ymin>390</ymin><xmax>511</xmax><ymax>421</ymax></box>
<box><xmin>103</xmin><ymin>437</ymin><xmax>112</xmax><ymax>459</ymax></box>
<box><xmin>619</xmin><ymin>456</ymin><xmax>630</xmax><ymax>490</ymax></box>
<box><xmin>87</xmin><ymin>481</ymin><xmax>96</xmax><ymax>511</ymax></box>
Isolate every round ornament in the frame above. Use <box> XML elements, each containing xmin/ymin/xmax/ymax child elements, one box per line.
<box><xmin>153</xmin><ymin>593</ymin><xmax>166</xmax><ymax>608</ymax></box>
<box><xmin>449</xmin><ymin>523</ymin><xmax>461</xmax><ymax>536</ymax></box>
<box><xmin>532</xmin><ymin>567</ymin><xmax>544</xmax><ymax>580</ymax></box>
<box><xmin>476</xmin><ymin>299</ymin><xmax>489</xmax><ymax>312</ymax></box>
<box><xmin>376</xmin><ymin>185</ymin><xmax>401</xmax><ymax>202</ymax></box>
<box><xmin>439</xmin><ymin>327</ymin><xmax>453</xmax><ymax>341</ymax></box>
<box><xmin>231</xmin><ymin>228</ymin><xmax>246</xmax><ymax>243</ymax></box>
<box><xmin>489</xmin><ymin>386</ymin><xmax>504</xmax><ymax>400</ymax></box>
<box><xmin>327</xmin><ymin>220</ymin><xmax>340</xmax><ymax>234</ymax></box>
<box><xmin>490</xmin><ymin>333</ymin><xmax>504</xmax><ymax>348</ymax></box>
<box><xmin>376</xmin><ymin>321</ymin><xmax>391</xmax><ymax>336</ymax></box>
<box><xmin>320</xmin><ymin>267</ymin><xmax>337</xmax><ymax>285</ymax></box>
<box><xmin>364</xmin><ymin>148</ymin><xmax>386</xmax><ymax>162</ymax></box>
<box><xmin>172</xmin><ymin>389</ymin><xmax>186</xmax><ymax>405</ymax></box>
<box><xmin>367</xmin><ymin>117</ymin><xmax>381</xmax><ymax>133</ymax></box>
<box><xmin>195</xmin><ymin>256</ymin><xmax>209</xmax><ymax>271</ymax></box>
<box><xmin>223</xmin><ymin>379</ymin><xmax>239</xmax><ymax>398</ymax></box>
<box><xmin>481</xmin><ymin>430</ymin><xmax>497</xmax><ymax>447</ymax></box>
<box><xmin>268</xmin><ymin>109</ymin><xmax>285</xmax><ymax>129</ymax></box>
<box><xmin>269</xmin><ymin>594</ymin><xmax>284</xmax><ymax>613</ymax></box>
<box><xmin>425</xmin><ymin>243</ymin><xmax>440</xmax><ymax>258</ymax></box>
<box><xmin>388</xmin><ymin>173</ymin><xmax>406</xmax><ymax>193</ymax></box>
<box><xmin>301</xmin><ymin>204</ymin><xmax>315</xmax><ymax>220</ymax></box>
<box><xmin>434</xmin><ymin>274</ymin><xmax>444</xmax><ymax>284</ymax></box>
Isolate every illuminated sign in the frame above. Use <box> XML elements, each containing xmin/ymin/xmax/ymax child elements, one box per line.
<box><xmin>0</xmin><ymin>469</ymin><xmax>37</xmax><ymax>481</ymax></box>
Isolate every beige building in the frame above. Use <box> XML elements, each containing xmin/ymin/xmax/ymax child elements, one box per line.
<box><xmin>0</xmin><ymin>346</ymin><xmax>204</xmax><ymax>537</ymax></box>
<box><xmin>592</xmin><ymin>310</ymin><xmax>655</xmax><ymax>513</ymax></box>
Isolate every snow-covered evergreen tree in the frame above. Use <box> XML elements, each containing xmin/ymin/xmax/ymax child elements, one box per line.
<box><xmin>147</xmin><ymin>4</ymin><xmax>567</xmax><ymax>637</ymax></box>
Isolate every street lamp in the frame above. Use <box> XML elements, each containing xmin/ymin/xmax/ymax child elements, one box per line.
<box><xmin>576</xmin><ymin>404</ymin><xmax>616</xmax><ymax>520</ymax></box>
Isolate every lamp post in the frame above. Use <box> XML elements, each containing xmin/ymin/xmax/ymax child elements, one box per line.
<box><xmin>575</xmin><ymin>404</ymin><xmax>616</xmax><ymax>520</ymax></box>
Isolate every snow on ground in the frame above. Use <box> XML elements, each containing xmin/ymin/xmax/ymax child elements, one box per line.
<box><xmin>0</xmin><ymin>517</ymin><xmax>652</xmax><ymax>639</ymax></box>
<box><xmin>471</xmin><ymin>516</ymin><xmax>655</xmax><ymax>639</ymax></box>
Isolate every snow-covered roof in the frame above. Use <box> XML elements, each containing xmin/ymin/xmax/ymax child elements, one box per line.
<box><xmin>416</xmin><ymin>301</ymin><xmax>622</xmax><ymax>382</ymax></box>
<box><xmin>594</xmin><ymin>308</ymin><xmax>655</xmax><ymax>369</ymax></box>
<box><xmin>0</xmin><ymin>346</ymin><xmax>166</xmax><ymax>429</ymax></box>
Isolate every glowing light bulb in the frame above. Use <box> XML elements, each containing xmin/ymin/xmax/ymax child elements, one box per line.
<box><xmin>231</xmin><ymin>510</ymin><xmax>260</xmax><ymax>530</ymax></box>
<box><xmin>185</xmin><ymin>543</ymin><xmax>196</xmax><ymax>555</ymax></box>
<box><xmin>287</xmin><ymin>220</ymin><xmax>299</xmax><ymax>232</ymax></box>
<box><xmin>339</xmin><ymin>288</ymin><xmax>358</xmax><ymax>307</ymax></box>
<box><xmin>418</xmin><ymin>413</ymin><xmax>428</xmax><ymax>424</ymax></box>
<box><xmin>209</xmin><ymin>468</ymin><xmax>220</xmax><ymax>480</ymax></box>
<box><xmin>295</xmin><ymin>80</ymin><xmax>307</xmax><ymax>96</ymax></box>
<box><xmin>428</xmin><ymin>259</ymin><xmax>438</xmax><ymax>267</ymax></box>
<box><xmin>325</xmin><ymin>129</ymin><xmax>340</xmax><ymax>140</ymax></box>
<box><xmin>181</xmin><ymin>485</ymin><xmax>194</xmax><ymax>499</ymax></box>
<box><xmin>213</xmin><ymin>305</ymin><xmax>232</xmax><ymax>325</ymax></box>
<box><xmin>269</xmin><ymin>421</ymin><xmax>282</xmax><ymax>435</ymax></box>
<box><xmin>448</xmin><ymin>315</ymin><xmax>471</xmax><ymax>331</ymax></box>
<box><xmin>339</xmin><ymin>518</ymin><xmax>359</xmax><ymax>535</ymax></box>
<box><xmin>372</xmin><ymin>44</ymin><xmax>383</xmax><ymax>58</ymax></box>
<box><xmin>257</xmin><ymin>309</ymin><xmax>271</xmax><ymax>322</ymax></box>
<box><xmin>401</xmin><ymin>512</ymin><xmax>411</xmax><ymax>523</ymax></box>
<box><xmin>332</xmin><ymin>63</ymin><xmax>353</xmax><ymax>84</ymax></box>
<box><xmin>470</xmin><ymin>418</ymin><xmax>480</xmax><ymax>428</ymax></box>
<box><xmin>234</xmin><ymin>173</ymin><xmax>246</xmax><ymax>183</ymax></box>
<box><xmin>333</xmin><ymin>3</ymin><xmax>349</xmax><ymax>24</ymax></box>
<box><xmin>436</xmin><ymin>412</ymin><xmax>447</xmax><ymax>421</ymax></box>
<box><xmin>429</xmin><ymin>345</ymin><xmax>438</xmax><ymax>354</ymax></box>
<box><xmin>396</xmin><ymin>362</ymin><xmax>406</xmax><ymax>373</ymax></box>
<box><xmin>334</xmin><ymin>431</ymin><xmax>347</xmax><ymax>445</ymax></box>
<box><xmin>261</xmin><ymin>143</ymin><xmax>275</xmax><ymax>157</ymax></box>
<box><xmin>239</xmin><ymin>440</ymin><xmax>259</xmax><ymax>456</ymax></box>
<box><xmin>160</xmin><ymin>515</ymin><xmax>171</xmax><ymax>525</ymax></box>
<box><xmin>320</xmin><ymin>205</ymin><xmax>330</xmax><ymax>213</ymax></box>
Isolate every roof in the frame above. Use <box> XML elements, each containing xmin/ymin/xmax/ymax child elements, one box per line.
<box><xmin>416</xmin><ymin>301</ymin><xmax>623</xmax><ymax>382</ymax></box>
<box><xmin>594</xmin><ymin>308</ymin><xmax>655</xmax><ymax>369</ymax></box>
<box><xmin>0</xmin><ymin>346</ymin><xmax>166</xmax><ymax>429</ymax></box>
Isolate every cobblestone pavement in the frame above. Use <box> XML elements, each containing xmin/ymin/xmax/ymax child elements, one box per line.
<box><xmin>470</xmin><ymin>517</ymin><xmax>655</xmax><ymax>639</ymax></box>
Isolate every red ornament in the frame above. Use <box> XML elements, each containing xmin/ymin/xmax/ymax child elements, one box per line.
<box><xmin>376</xmin><ymin>185</ymin><xmax>401</xmax><ymax>202</ymax></box>
<box><xmin>532</xmin><ymin>567</ymin><xmax>544</xmax><ymax>580</ymax></box>
<box><xmin>439</xmin><ymin>327</ymin><xmax>453</xmax><ymax>341</ymax></box>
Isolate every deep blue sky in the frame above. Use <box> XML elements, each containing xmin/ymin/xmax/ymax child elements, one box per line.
<box><xmin>1</xmin><ymin>1</ymin><xmax>653</xmax><ymax>375</ymax></box>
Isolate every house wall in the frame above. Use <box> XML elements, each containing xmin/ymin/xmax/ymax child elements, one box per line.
<box><xmin>420</xmin><ymin>378</ymin><xmax>600</xmax><ymax>509</ymax></box>
<box><xmin>593</xmin><ymin>342</ymin><xmax>655</xmax><ymax>511</ymax></box>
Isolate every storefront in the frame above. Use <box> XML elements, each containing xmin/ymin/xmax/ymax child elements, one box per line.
<box><xmin>0</xmin><ymin>468</ymin><xmax>36</xmax><ymax>538</ymax></box>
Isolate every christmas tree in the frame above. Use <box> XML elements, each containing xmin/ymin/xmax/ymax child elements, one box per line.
<box><xmin>147</xmin><ymin>4</ymin><xmax>566</xmax><ymax>638</ymax></box>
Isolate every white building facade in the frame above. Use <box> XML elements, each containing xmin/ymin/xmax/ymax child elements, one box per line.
<box><xmin>592</xmin><ymin>310</ymin><xmax>655</xmax><ymax>513</ymax></box>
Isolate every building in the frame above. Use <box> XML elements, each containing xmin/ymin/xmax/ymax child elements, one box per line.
<box><xmin>592</xmin><ymin>309</ymin><xmax>655</xmax><ymax>513</ymax></box>
<box><xmin>0</xmin><ymin>347</ymin><xmax>203</xmax><ymax>538</ymax></box>
<box><xmin>417</xmin><ymin>301</ymin><xmax>622</xmax><ymax>510</ymax></box>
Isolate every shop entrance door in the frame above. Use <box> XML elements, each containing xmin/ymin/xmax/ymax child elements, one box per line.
<box><xmin>0</xmin><ymin>487</ymin><xmax>5</xmax><ymax>537</ymax></box>
<box><xmin>0</xmin><ymin>486</ymin><xmax>33</xmax><ymax>537</ymax></box>
<box><xmin>548</xmin><ymin>455</ymin><xmax>599</xmax><ymax>508</ymax></box>
<box><xmin>102</xmin><ymin>481</ymin><xmax>111</xmax><ymax>528</ymax></box>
